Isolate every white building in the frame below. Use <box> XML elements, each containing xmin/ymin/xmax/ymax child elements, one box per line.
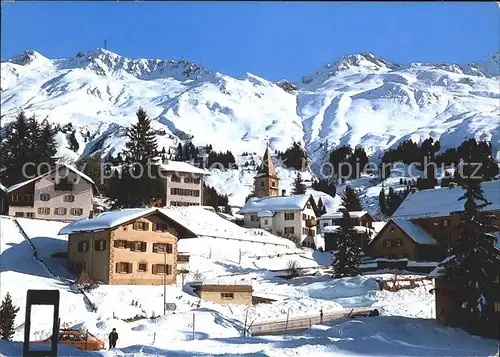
<box><xmin>237</xmin><ymin>194</ymin><xmax>318</xmax><ymax>248</ymax></box>
<box><xmin>159</xmin><ymin>160</ymin><xmax>210</xmax><ymax>207</ymax></box>
<box><xmin>7</xmin><ymin>164</ymin><xmax>95</xmax><ymax>221</ymax></box>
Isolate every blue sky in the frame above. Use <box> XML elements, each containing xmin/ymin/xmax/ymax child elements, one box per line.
<box><xmin>2</xmin><ymin>2</ymin><xmax>498</xmax><ymax>81</ymax></box>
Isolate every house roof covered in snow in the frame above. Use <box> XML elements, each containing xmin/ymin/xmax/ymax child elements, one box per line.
<box><xmin>323</xmin><ymin>225</ymin><xmax>372</xmax><ymax>234</ymax></box>
<box><xmin>58</xmin><ymin>208</ymin><xmax>198</xmax><ymax>237</ymax></box>
<box><xmin>7</xmin><ymin>164</ymin><xmax>96</xmax><ymax>193</ymax></box>
<box><xmin>394</xmin><ymin>180</ymin><xmax>500</xmax><ymax>219</ymax></box>
<box><xmin>320</xmin><ymin>210</ymin><xmax>370</xmax><ymax>220</ymax></box>
<box><xmin>159</xmin><ymin>160</ymin><xmax>209</xmax><ymax>175</ymax></box>
<box><xmin>369</xmin><ymin>218</ymin><xmax>438</xmax><ymax>247</ymax></box>
<box><xmin>237</xmin><ymin>194</ymin><xmax>315</xmax><ymax>215</ymax></box>
<box><xmin>392</xmin><ymin>218</ymin><xmax>438</xmax><ymax>245</ymax></box>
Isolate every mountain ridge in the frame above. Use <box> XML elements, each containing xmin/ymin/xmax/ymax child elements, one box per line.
<box><xmin>1</xmin><ymin>48</ymin><xmax>499</xmax><ymax>170</ymax></box>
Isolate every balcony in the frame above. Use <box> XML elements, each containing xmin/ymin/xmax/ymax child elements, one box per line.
<box><xmin>305</xmin><ymin>218</ymin><xmax>317</xmax><ymax>228</ymax></box>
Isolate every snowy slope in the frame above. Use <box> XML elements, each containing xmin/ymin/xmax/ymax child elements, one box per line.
<box><xmin>1</xmin><ymin>215</ymin><xmax>498</xmax><ymax>356</ymax></box>
<box><xmin>1</xmin><ymin>49</ymin><xmax>499</xmax><ymax>207</ymax></box>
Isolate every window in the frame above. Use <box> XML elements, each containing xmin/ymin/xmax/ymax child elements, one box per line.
<box><xmin>384</xmin><ymin>239</ymin><xmax>391</xmax><ymax>248</ymax></box>
<box><xmin>153</xmin><ymin>264</ymin><xmax>172</xmax><ymax>275</ymax></box>
<box><xmin>284</xmin><ymin>227</ymin><xmax>294</xmax><ymax>234</ymax></box>
<box><xmin>130</xmin><ymin>241</ymin><xmax>147</xmax><ymax>252</ymax></box>
<box><xmin>27</xmin><ymin>212</ymin><xmax>34</xmax><ymax>218</ymax></box>
<box><xmin>116</xmin><ymin>262</ymin><xmax>132</xmax><ymax>274</ymax></box>
<box><xmin>284</xmin><ymin>213</ymin><xmax>294</xmax><ymax>221</ymax></box>
<box><xmin>37</xmin><ymin>207</ymin><xmax>50</xmax><ymax>215</ymax></box>
<box><xmin>389</xmin><ymin>227</ymin><xmax>395</xmax><ymax>233</ymax></box>
<box><xmin>494</xmin><ymin>302</ymin><xmax>500</xmax><ymax>313</ymax></box>
<box><xmin>133</xmin><ymin>221</ymin><xmax>149</xmax><ymax>231</ymax></box>
<box><xmin>384</xmin><ymin>239</ymin><xmax>403</xmax><ymax>248</ymax></box>
<box><xmin>138</xmin><ymin>262</ymin><xmax>147</xmax><ymax>272</ymax></box>
<box><xmin>54</xmin><ymin>178</ymin><xmax>73</xmax><ymax>191</ymax></box>
<box><xmin>40</xmin><ymin>193</ymin><xmax>50</xmax><ymax>201</ymax></box>
<box><xmin>70</xmin><ymin>208</ymin><xmax>83</xmax><ymax>216</ymax></box>
<box><xmin>395</xmin><ymin>239</ymin><xmax>402</xmax><ymax>247</ymax></box>
<box><xmin>15</xmin><ymin>212</ymin><xmax>24</xmax><ymax>217</ymax></box>
<box><xmin>12</xmin><ymin>194</ymin><xmax>33</xmax><ymax>202</ymax></box>
<box><xmin>153</xmin><ymin>223</ymin><xmax>170</xmax><ymax>232</ymax></box>
<box><xmin>221</xmin><ymin>293</ymin><xmax>234</xmax><ymax>300</ymax></box>
<box><xmin>250</xmin><ymin>215</ymin><xmax>258</xmax><ymax>222</ymax></box>
<box><xmin>94</xmin><ymin>240</ymin><xmax>106</xmax><ymax>251</ymax></box>
<box><xmin>63</xmin><ymin>194</ymin><xmax>75</xmax><ymax>203</ymax></box>
<box><xmin>264</xmin><ymin>219</ymin><xmax>268</xmax><ymax>225</ymax></box>
<box><xmin>54</xmin><ymin>207</ymin><xmax>67</xmax><ymax>215</ymax></box>
<box><xmin>171</xmin><ymin>175</ymin><xmax>181</xmax><ymax>182</ymax></box>
<box><xmin>170</xmin><ymin>188</ymin><xmax>200</xmax><ymax>197</ymax></box>
<box><xmin>153</xmin><ymin>243</ymin><xmax>173</xmax><ymax>253</ymax></box>
<box><xmin>306</xmin><ymin>203</ymin><xmax>311</xmax><ymax>209</ymax></box>
<box><xmin>114</xmin><ymin>240</ymin><xmax>128</xmax><ymax>249</ymax></box>
<box><xmin>442</xmin><ymin>219</ymin><xmax>449</xmax><ymax>227</ymax></box>
<box><xmin>184</xmin><ymin>177</ymin><xmax>201</xmax><ymax>184</ymax></box>
<box><xmin>77</xmin><ymin>241</ymin><xmax>89</xmax><ymax>253</ymax></box>
<box><xmin>302</xmin><ymin>214</ymin><xmax>306</xmax><ymax>221</ymax></box>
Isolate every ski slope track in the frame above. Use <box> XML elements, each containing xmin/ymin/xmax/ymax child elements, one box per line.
<box><xmin>1</xmin><ymin>50</ymin><xmax>499</xmax><ymax>202</ymax></box>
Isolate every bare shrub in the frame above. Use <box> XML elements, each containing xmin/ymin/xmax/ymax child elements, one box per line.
<box><xmin>286</xmin><ymin>260</ymin><xmax>301</xmax><ymax>278</ymax></box>
<box><xmin>75</xmin><ymin>270</ymin><xmax>99</xmax><ymax>292</ymax></box>
<box><xmin>191</xmin><ymin>270</ymin><xmax>205</xmax><ymax>283</ymax></box>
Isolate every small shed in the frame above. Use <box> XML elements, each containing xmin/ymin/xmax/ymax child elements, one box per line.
<box><xmin>192</xmin><ymin>283</ymin><xmax>253</xmax><ymax>305</ymax></box>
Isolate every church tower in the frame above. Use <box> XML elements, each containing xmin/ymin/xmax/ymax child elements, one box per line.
<box><xmin>253</xmin><ymin>142</ymin><xmax>279</xmax><ymax>198</ymax></box>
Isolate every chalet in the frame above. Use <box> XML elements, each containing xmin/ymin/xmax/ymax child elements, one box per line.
<box><xmin>237</xmin><ymin>194</ymin><xmax>318</xmax><ymax>247</ymax></box>
<box><xmin>0</xmin><ymin>183</ymin><xmax>7</xmax><ymax>215</ymax></box>
<box><xmin>59</xmin><ymin>208</ymin><xmax>198</xmax><ymax>285</ymax></box>
<box><xmin>429</xmin><ymin>239</ymin><xmax>500</xmax><ymax>338</ymax></box>
<box><xmin>192</xmin><ymin>283</ymin><xmax>253</xmax><ymax>305</ymax></box>
<box><xmin>7</xmin><ymin>164</ymin><xmax>95</xmax><ymax>221</ymax></box>
<box><xmin>318</xmin><ymin>211</ymin><xmax>374</xmax><ymax>233</ymax></box>
<box><xmin>367</xmin><ymin>180</ymin><xmax>500</xmax><ymax>261</ymax></box>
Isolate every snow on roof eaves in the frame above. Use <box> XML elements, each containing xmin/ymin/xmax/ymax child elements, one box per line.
<box><xmin>393</xmin><ymin>218</ymin><xmax>438</xmax><ymax>245</ymax></box>
<box><xmin>0</xmin><ymin>183</ymin><xmax>7</xmax><ymax>192</ymax></box>
<box><xmin>159</xmin><ymin>161</ymin><xmax>210</xmax><ymax>175</ymax></box>
<box><xmin>320</xmin><ymin>210</ymin><xmax>368</xmax><ymax>219</ymax></box>
<box><xmin>237</xmin><ymin>195</ymin><xmax>311</xmax><ymax>214</ymax></box>
<box><xmin>394</xmin><ymin>180</ymin><xmax>500</xmax><ymax>219</ymax></box>
<box><xmin>58</xmin><ymin>208</ymin><xmax>157</xmax><ymax>234</ymax></box>
<box><xmin>323</xmin><ymin>225</ymin><xmax>370</xmax><ymax>234</ymax></box>
<box><xmin>257</xmin><ymin>210</ymin><xmax>274</xmax><ymax>217</ymax></box>
<box><xmin>7</xmin><ymin>164</ymin><xmax>95</xmax><ymax>193</ymax></box>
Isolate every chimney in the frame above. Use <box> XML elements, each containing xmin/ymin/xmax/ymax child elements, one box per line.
<box><xmin>281</xmin><ymin>189</ymin><xmax>286</xmax><ymax>196</ymax></box>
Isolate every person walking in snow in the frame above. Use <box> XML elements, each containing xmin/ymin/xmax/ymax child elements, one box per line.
<box><xmin>108</xmin><ymin>328</ymin><xmax>118</xmax><ymax>350</ymax></box>
<box><xmin>320</xmin><ymin>308</ymin><xmax>323</xmax><ymax>323</ymax></box>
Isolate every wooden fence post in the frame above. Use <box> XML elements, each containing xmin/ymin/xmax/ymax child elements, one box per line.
<box><xmin>192</xmin><ymin>313</ymin><xmax>195</xmax><ymax>340</ymax></box>
<box><xmin>284</xmin><ymin>309</ymin><xmax>290</xmax><ymax>337</ymax></box>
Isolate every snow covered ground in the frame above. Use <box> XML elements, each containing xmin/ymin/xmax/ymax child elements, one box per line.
<box><xmin>1</xmin><ymin>214</ymin><xmax>498</xmax><ymax>356</ymax></box>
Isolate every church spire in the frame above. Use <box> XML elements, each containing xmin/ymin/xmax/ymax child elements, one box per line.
<box><xmin>256</xmin><ymin>139</ymin><xmax>278</xmax><ymax>179</ymax></box>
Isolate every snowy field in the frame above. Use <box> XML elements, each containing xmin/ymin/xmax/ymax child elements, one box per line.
<box><xmin>0</xmin><ymin>213</ymin><xmax>498</xmax><ymax>356</ymax></box>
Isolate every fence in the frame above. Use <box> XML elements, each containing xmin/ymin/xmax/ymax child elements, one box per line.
<box><xmin>249</xmin><ymin>307</ymin><xmax>378</xmax><ymax>336</ymax></box>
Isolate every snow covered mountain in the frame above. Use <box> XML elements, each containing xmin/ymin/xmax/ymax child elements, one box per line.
<box><xmin>1</xmin><ymin>49</ymin><xmax>499</xmax><ymax>205</ymax></box>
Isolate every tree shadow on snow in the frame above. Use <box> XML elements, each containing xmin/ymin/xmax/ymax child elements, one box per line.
<box><xmin>0</xmin><ymin>236</ymin><xmax>73</xmax><ymax>281</ymax></box>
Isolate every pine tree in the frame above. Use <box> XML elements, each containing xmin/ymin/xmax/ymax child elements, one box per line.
<box><xmin>316</xmin><ymin>197</ymin><xmax>327</xmax><ymax>216</ymax></box>
<box><xmin>331</xmin><ymin>209</ymin><xmax>361</xmax><ymax>278</ymax></box>
<box><xmin>124</xmin><ymin>107</ymin><xmax>158</xmax><ymax>164</ymax></box>
<box><xmin>378</xmin><ymin>188</ymin><xmax>387</xmax><ymax>215</ymax></box>
<box><xmin>442</xmin><ymin>178</ymin><xmax>500</xmax><ymax>334</ymax></box>
<box><xmin>291</xmin><ymin>172</ymin><xmax>307</xmax><ymax>194</ymax></box>
<box><xmin>37</xmin><ymin>119</ymin><xmax>57</xmax><ymax>171</ymax></box>
<box><xmin>0</xmin><ymin>111</ymin><xmax>33</xmax><ymax>185</ymax></box>
<box><xmin>80</xmin><ymin>154</ymin><xmax>105</xmax><ymax>194</ymax></box>
<box><xmin>340</xmin><ymin>186</ymin><xmax>362</xmax><ymax>212</ymax></box>
<box><xmin>0</xmin><ymin>292</ymin><xmax>20</xmax><ymax>341</ymax></box>
<box><xmin>68</xmin><ymin>131</ymin><xmax>79</xmax><ymax>152</ymax></box>
<box><xmin>311</xmin><ymin>179</ymin><xmax>336</xmax><ymax>197</ymax></box>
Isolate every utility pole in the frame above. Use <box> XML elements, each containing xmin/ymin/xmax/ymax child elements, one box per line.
<box><xmin>163</xmin><ymin>249</ymin><xmax>166</xmax><ymax>315</ymax></box>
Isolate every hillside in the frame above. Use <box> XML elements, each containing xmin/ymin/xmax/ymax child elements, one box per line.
<box><xmin>1</xmin><ymin>49</ymin><xmax>498</xmax><ymax>206</ymax></box>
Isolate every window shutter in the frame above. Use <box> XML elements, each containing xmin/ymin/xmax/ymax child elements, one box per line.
<box><xmin>128</xmin><ymin>263</ymin><xmax>132</xmax><ymax>273</ymax></box>
<box><xmin>130</xmin><ymin>242</ymin><xmax>135</xmax><ymax>252</ymax></box>
<box><xmin>94</xmin><ymin>240</ymin><xmax>99</xmax><ymax>251</ymax></box>
<box><xmin>144</xmin><ymin>222</ymin><xmax>150</xmax><ymax>231</ymax></box>
<box><xmin>102</xmin><ymin>240</ymin><xmax>107</xmax><ymax>250</ymax></box>
<box><xmin>77</xmin><ymin>241</ymin><xmax>82</xmax><ymax>252</ymax></box>
<box><xmin>152</xmin><ymin>223</ymin><xmax>157</xmax><ymax>231</ymax></box>
<box><xmin>133</xmin><ymin>222</ymin><xmax>138</xmax><ymax>230</ymax></box>
<box><xmin>83</xmin><ymin>242</ymin><xmax>88</xmax><ymax>252</ymax></box>
<box><xmin>115</xmin><ymin>262</ymin><xmax>119</xmax><ymax>273</ymax></box>
<box><xmin>153</xmin><ymin>244</ymin><xmax>158</xmax><ymax>253</ymax></box>
<box><xmin>141</xmin><ymin>242</ymin><xmax>147</xmax><ymax>252</ymax></box>
<box><xmin>152</xmin><ymin>264</ymin><xmax>157</xmax><ymax>274</ymax></box>
<box><xmin>114</xmin><ymin>240</ymin><xmax>119</xmax><ymax>248</ymax></box>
